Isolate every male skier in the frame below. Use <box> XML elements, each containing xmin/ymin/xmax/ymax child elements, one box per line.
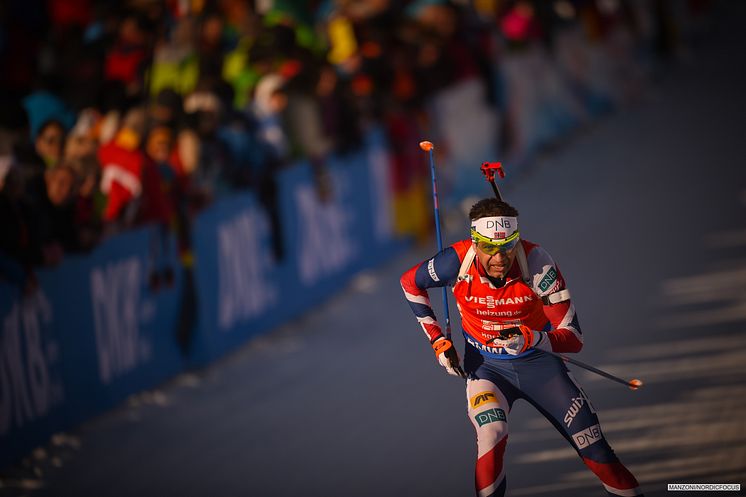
<box><xmin>400</xmin><ymin>197</ymin><xmax>643</xmax><ymax>497</ymax></box>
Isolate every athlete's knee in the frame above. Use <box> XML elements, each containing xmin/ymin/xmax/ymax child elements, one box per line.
<box><xmin>472</xmin><ymin>408</ymin><xmax>509</xmax><ymax>447</ymax></box>
<box><xmin>475</xmin><ymin>415</ymin><xmax>507</xmax><ymax>439</ymax></box>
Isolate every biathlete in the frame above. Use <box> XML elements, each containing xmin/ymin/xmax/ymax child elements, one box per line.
<box><xmin>400</xmin><ymin>197</ymin><xmax>643</xmax><ymax>497</ymax></box>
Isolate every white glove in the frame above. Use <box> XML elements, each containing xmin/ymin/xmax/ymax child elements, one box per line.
<box><xmin>492</xmin><ymin>326</ymin><xmax>544</xmax><ymax>355</ymax></box>
<box><xmin>432</xmin><ymin>337</ymin><xmax>466</xmax><ymax>378</ymax></box>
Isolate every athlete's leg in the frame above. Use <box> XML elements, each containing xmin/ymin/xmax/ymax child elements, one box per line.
<box><xmin>516</xmin><ymin>353</ymin><xmax>644</xmax><ymax>497</ymax></box>
<box><xmin>466</xmin><ymin>378</ymin><xmax>512</xmax><ymax>497</ymax></box>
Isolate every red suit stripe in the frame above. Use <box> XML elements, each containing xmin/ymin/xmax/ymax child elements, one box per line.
<box><xmin>583</xmin><ymin>457</ymin><xmax>642</xmax><ymax>495</ymax></box>
<box><xmin>476</xmin><ymin>435</ymin><xmax>508</xmax><ymax>495</ymax></box>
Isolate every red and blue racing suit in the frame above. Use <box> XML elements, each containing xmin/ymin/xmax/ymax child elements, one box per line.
<box><xmin>400</xmin><ymin>239</ymin><xmax>643</xmax><ymax>497</ymax></box>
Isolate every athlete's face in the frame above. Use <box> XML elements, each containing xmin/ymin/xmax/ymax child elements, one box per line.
<box><xmin>474</xmin><ymin>241</ymin><xmax>518</xmax><ymax>279</ymax></box>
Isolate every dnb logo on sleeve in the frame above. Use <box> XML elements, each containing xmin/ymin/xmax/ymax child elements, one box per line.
<box><xmin>538</xmin><ymin>266</ymin><xmax>558</xmax><ymax>292</ymax></box>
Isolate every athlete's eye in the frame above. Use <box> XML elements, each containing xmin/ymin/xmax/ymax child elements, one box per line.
<box><xmin>477</xmin><ymin>238</ymin><xmax>518</xmax><ymax>255</ymax></box>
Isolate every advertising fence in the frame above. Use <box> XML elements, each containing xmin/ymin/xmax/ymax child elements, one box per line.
<box><xmin>0</xmin><ymin>130</ymin><xmax>403</xmax><ymax>467</ymax></box>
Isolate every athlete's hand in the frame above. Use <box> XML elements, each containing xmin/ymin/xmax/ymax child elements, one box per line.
<box><xmin>492</xmin><ymin>325</ymin><xmax>544</xmax><ymax>355</ymax></box>
<box><xmin>432</xmin><ymin>337</ymin><xmax>466</xmax><ymax>378</ymax></box>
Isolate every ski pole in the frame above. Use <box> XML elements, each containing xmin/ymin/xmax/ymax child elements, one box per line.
<box><xmin>542</xmin><ymin>350</ymin><xmax>643</xmax><ymax>390</ymax></box>
<box><xmin>480</xmin><ymin>164</ymin><xmax>644</xmax><ymax>390</ymax></box>
<box><xmin>419</xmin><ymin>140</ymin><xmax>452</xmax><ymax>341</ymax></box>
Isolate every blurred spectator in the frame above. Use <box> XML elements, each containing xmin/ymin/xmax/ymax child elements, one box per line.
<box><xmin>0</xmin><ymin>159</ymin><xmax>26</xmax><ymax>262</ymax></box>
<box><xmin>150</xmin><ymin>89</ymin><xmax>183</xmax><ymax>128</ymax></box>
<box><xmin>21</xmin><ymin>91</ymin><xmax>75</xmax><ymax>144</ymax></box>
<box><xmin>64</xmin><ymin>108</ymin><xmax>100</xmax><ymax>161</ymax></box>
<box><xmin>173</xmin><ymin>125</ymin><xmax>201</xmax><ymax>211</ymax></box>
<box><xmin>34</xmin><ymin>120</ymin><xmax>66</xmax><ymax>168</ymax></box>
<box><xmin>98</xmin><ymin>106</ymin><xmax>147</xmax><ymax>224</ymax></box>
<box><xmin>104</xmin><ymin>12</ymin><xmax>150</xmax><ymax>99</ymax></box>
<box><xmin>0</xmin><ymin>0</ymin><xmax>709</xmax><ymax>269</ymax></box>
<box><xmin>183</xmin><ymin>85</ymin><xmax>230</xmax><ymax>202</ymax></box>
<box><xmin>0</xmin><ymin>164</ymin><xmax>38</xmax><ymax>292</ymax></box>
<box><xmin>252</xmin><ymin>72</ymin><xmax>289</xmax><ymax>162</ymax></box>
<box><xmin>69</xmin><ymin>155</ymin><xmax>103</xmax><ymax>251</ymax></box>
<box><xmin>197</xmin><ymin>10</ymin><xmax>227</xmax><ymax>83</ymax></box>
<box><xmin>45</xmin><ymin>162</ymin><xmax>77</xmax><ymax>208</ymax></box>
<box><xmin>316</xmin><ymin>63</ymin><xmax>363</xmax><ymax>155</ymax></box>
<box><xmin>219</xmin><ymin>0</ymin><xmax>262</xmax><ymax>108</ymax></box>
<box><xmin>140</xmin><ymin>125</ymin><xmax>181</xmax><ymax>290</ymax></box>
<box><xmin>149</xmin><ymin>16</ymin><xmax>199</xmax><ymax>97</ymax></box>
<box><xmin>283</xmin><ymin>65</ymin><xmax>334</xmax><ymax>201</ymax></box>
<box><xmin>249</xmin><ymin>73</ymin><xmax>289</xmax><ymax>261</ymax></box>
<box><xmin>411</xmin><ymin>4</ymin><xmax>475</xmax><ymax>96</ymax></box>
<box><xmin>500</xmin><ymin>0</ymin><xmax>543</xmax><ymax>48</ymax></box>
<box><xmin>383</xmin><ymin>94</ymin><xmax>430</xmax><ymax>243</ymax></box>
<box><xmin>27</xmin><ymin>162</ymin><xmax>79</xmax><ymax>266</ymax></box>
<box><xmin>21</xmin><ymin>91</ymin><xmax>74</xmax><ymax>175</ymax></box>
<box><xmin>144</xmin><ymin>125</ymin><xmax>174</xmax><ymax>166</ymax></box>
<box><xmin>140</xmin><ymin>125</ymin><xmax>177</xmax><ymax>226</ymax></box>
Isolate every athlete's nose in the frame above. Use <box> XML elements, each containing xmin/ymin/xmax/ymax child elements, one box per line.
<box><xmin>490</xmin><ymin>251</ymin><xmax>509</xmax><ymax>263</ymax></box>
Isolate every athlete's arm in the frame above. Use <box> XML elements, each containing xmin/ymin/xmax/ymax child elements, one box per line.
<box><xmin>526</xmin><ymin>245</ymin><xmax>583</xmax><ymax>353</ymax></box>
<box><xmin>399</xmin><ymin>246</ymin><xmax>461</xmax><ymax>343</ymax></box>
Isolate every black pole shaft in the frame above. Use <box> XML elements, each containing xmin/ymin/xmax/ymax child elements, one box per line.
<box><xmin>542</xmin><ymin>350</ymin><xmax>635</xmax><ymax>387</ymax></box>
<box><xmin>489</xmin><ymin>180</ymin><xmax>502</xmax><ymax>201</ymax></box>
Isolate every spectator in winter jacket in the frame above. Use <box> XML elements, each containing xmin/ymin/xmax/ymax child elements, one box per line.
<box><xmin>98</xmin><ymin>107</ymin><xmax>147</xmax><ymax>223</ymax></box>
<box><xmin>104</xmin><ymin>13</ymin><xmax>150</xmax><ymax>98</ymax></box>
<box><xmin>27</xmin><ymin>162</ymin><xmax>79</xmax><ymax>265</ymax></box>
<box><xmin>69</xmin><ymin>155</ymin><xmax>104</xmax><ymax>251</ymax></box>
<box><xmin>252</xmin><ymin>72</ymin><xmax>289</xmax><ymax>163</ymax></box>
<box><xmin>140</xmin><ymin>125</ymin><xmax>177</xmax><ymax>225</ymax></box>
<box><xmin>149</xmin><ymin>16</ymin><xmax>199</xmax><ymax>97</ymax></box>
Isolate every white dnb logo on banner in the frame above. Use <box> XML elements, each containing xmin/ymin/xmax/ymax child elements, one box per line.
<box><xmin>91</xmin><ymin>257</ymin><xmax>153</xmax><ymax>384</ymax></box>
<box><xmin>0</xmin><ymin>292</ymin><xmax>64</xmax><ymax>435</ymax></box>
<box><xmin>218</xmin><ymin>208</ymin><xmax>278</xmax><ymax>331</ymax></box>
<box><xmin>295</xmin><ymin>173</ymin><xmax>357</xmax><ymax>285</ymax></box>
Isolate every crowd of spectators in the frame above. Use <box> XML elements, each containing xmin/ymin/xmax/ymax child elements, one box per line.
<box><xmin>0</xmin><ymin>0</ymin><xmax>705</xmax><ymax>291</ymax></box>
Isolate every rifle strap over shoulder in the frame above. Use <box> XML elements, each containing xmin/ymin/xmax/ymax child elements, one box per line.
<box><xmin>457</xmin><ymin>246</ymin><xmax>476</xmax><ymax>282</ymax></box>
<box><xmin>516</xmin><ymin>242</ymin><xmax>531</xmax><ymax>285</ymax></box>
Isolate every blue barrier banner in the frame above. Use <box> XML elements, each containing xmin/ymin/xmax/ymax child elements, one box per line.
<box><xmin>190</xmin><ymin>192</ymin><xmax>287</xmax><ymax>365</ymax></box>
<box><xmin>51</xmin><ymin>227</ymin><xmax>184</xmax><ymax>420</ymax></box>
<box><xmin>0</xmin><ymin>227</ymin><xmax>185</xmax><ymax>467</ymax></box>
<box><xmin>1</xmin><ymin>129</ymin><xmax>406</xmax><ymax>467</ymax></box>
<box><xmin>277</xmin><ymin>129</ymin><xmax>403</xmax><ymax>306</ymax></box>
<box><xmin>278</xmin><ymin>155</ymin><xmax>365</xmax><ymax>298</ymax></box>
<box><xmin>0</xmin><ymin>284</ymin><xmax>66</xmax><ymax>468</ymax></box>
<box><xmin>189</xmin><ymin>129</ymin><xmax>404</xmax><ymax>365</ymax></box>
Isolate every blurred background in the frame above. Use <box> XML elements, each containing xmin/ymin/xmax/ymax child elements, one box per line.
<box><xmin>1</xmin><ymin>0</ymin><xmax>744</xmax><ymax>496</ymax></box>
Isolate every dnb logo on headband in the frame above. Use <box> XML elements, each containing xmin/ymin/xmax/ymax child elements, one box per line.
<box><xmin>471</xmin><ymin>216</ymin><xmax>518</xmax><ymax>242</ymax></box>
